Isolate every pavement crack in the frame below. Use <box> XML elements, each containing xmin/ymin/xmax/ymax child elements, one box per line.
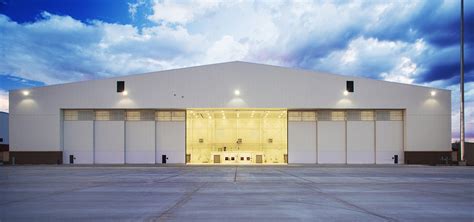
<box><xmin>274</xmin><ymin>169</ymin><xmax>399</xmax><ymax>222</ymax></box>
<box><xmin>146</xmin><ymin>182</ymin><xmax>207</xmax><ymax>222</ymax></box>
<box><xmin>234</xmin><ymin>166</ymin><xmax>238</xmax><ymax>182</ymax></box>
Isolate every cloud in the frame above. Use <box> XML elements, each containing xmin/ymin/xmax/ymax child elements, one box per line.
<box><xmin>148</xmin><ymin>0</ymin><xmax>222</xmax><ymax>24</ymax></box>
<box><xmin>449</xmin><ymin>81</ymin><xmax>474</xmax><ymax>142</ymax></box>
<box><xmin>0</xmin><ymin>12</ymin><xmax>209</xmax><ymax>84</ymax></box>
<box><xmin>0</xmin><ymin>90</ymin><xmax>8</xmax><ymax>113</ymax></box>
<box><xmin>205</xmin><ymin>35</ymin><xmax>249</xmax><ymax>63</ymax></box>
<box><xmin>0</xmin><ymin>0</ymin><xmax>473</xmax><ymax>141</ymax></box>
<box><xmin>128</xmin><ymin>0</ymin><xmax>146</xmax><ymax>20</ymax></box>
<box><xmin>309</xmin><ymin>37</ymin><xmax>428</xmax><ymax>82</ymax></box>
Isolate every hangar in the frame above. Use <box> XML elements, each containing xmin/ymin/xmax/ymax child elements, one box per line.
<box><xmin>8</xmin><ymin>62</ymin><xmax>452</xmax><ymax>165</ymax></box>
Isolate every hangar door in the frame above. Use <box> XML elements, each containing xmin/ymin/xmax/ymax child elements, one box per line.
<box><xmin>62</xmin><ymin>110</ymin><xmax>185</xmax><ymax>164</ymax></box>
<box><xmin>346</xmin><ymin>111</ymin><xmax>375</xmax><ymax>164</ymax></box>
<box><xmin>318</xmin><ymin>111</ymin><xmax>346</xmax><ymax>164</ymax></box>
<box><xmin>287</xmin><ymin>110</ymin><xmax>403</xmax><ymax>164</ymax></box>
<box><xmin>63</xmin><ymin>110</ymin><xmax>94</xmax><ymax>164</ymax></box>
<box><xmin>375</xmin><ymin>110</ymin><xmax>404</xmax><ymax>164</ymax></box>
<box><xmin>95</xmin><ymin>110</ymin><xmax>125</xmax><ymax>164</ymax></box>
<box><xmin>288</xmin><ymin>111</ymin><xmax>317</xmax><ymax>163</ymax></box>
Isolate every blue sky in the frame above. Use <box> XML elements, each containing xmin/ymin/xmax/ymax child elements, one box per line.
<box><xmin>0</xmin><ymin>0</ymin><xmax>472</xmax><ymax>141</ymax></box>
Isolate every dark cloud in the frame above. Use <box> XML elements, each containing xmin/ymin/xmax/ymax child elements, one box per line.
<box><xmin>417</xmin><ymin>57</ymin><xmax>474</xmax><ymax>83</ymax></box>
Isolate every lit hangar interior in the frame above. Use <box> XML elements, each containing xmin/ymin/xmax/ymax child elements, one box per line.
<box><xmin>186</xmin><ymin>109</ymin><xmax>288</xmax><ymax>164</ymax></box>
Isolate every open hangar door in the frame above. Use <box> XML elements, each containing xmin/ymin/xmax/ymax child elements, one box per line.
<box><xmin>185</xmin><ymin>109</ymin><xmax>287</xmax><ymax>164</ymax></box>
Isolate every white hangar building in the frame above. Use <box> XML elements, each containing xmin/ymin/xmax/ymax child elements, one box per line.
<box><xmin>8</xmin><ymin>62</ymin><xmax>452</xmax><ymax>165</ymax></box>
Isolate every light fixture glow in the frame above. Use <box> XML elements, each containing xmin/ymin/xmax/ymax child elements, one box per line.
<box><xmin>234</xmin><ymin>90</ymin><xmax>240</xmax><ymax>96</ymax></box>
<box><xmin>431</xmin><ymin>90</ymin><xmax>436</xmax><ymax>96</ymax></box>
<box><xmin>343</xmin><ymin>90</ymin><xmax>349</xmax><ymax>96</ymax></box>
<box><xmin>22</xmin><ymin>90</ymin><xmax>30</xmax><ymax>96</ymax></box>
<box><xmin>122</xmin><ymin>90</ymin><xmax>128</xmax><ymax>96</ymax></box>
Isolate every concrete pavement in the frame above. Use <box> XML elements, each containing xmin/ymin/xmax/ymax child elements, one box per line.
<box><xmin>0</xmin><ymin>165</ymin><xmax>473</xmax><ymax>221</ymax></box>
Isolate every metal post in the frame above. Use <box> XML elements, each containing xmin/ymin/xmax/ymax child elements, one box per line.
<box><xmin>460</xmin><ymin>0</ymin><xmax>465</xmax><ymax>163</ymax></box>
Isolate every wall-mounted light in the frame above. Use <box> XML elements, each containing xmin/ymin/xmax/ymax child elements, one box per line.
<box><xmin>343</xmin><ymin>90</ymin><xmax>349</xmax><ymax>96</ymax></box>
<box><xmin>431</xmin><ymin>90</ymin><xmax>436</xmax><ymax>96</ymax></box>
<box><xmin>122</xmin><ymin>90</ymin><xmax>128</xmax><ymax>96</ymax></box>
<box><xmin>234</xmin><ymin>89</ymin><xmax>240</xmax><ymax>96</ymax></box>
<box><xmin>22</xmin><ymin>90</ymin><xmax>30</xmax><ymax>96</ymax></box>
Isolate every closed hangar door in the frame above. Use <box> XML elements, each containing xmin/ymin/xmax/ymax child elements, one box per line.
<box><xmin>317</xmin><ymin>111</ymin><xmax>346</xmax><ymax>164</ymax></box>
<box><xmin>125</xmin><ymin>110</ymin><xmax>155</xmax><ymax>164</ymax></box>
<box><xmin>288</xmin><ymin>111</ymin><xmax>317</xmax><ymax>163</ymax></box>
<box><xmin>156</xmin><ymin>111</ymin><xmax>185</xmax><ymax>164</ymax></box>
<box><xmin>94</xmin><ymin>110</ymin><xmax>125</xmax><ymax>164</ymax></box>
<box><xmin>63</xmin><ymin>110</ymin><xmax>94</xmax><ymax>164</ymax></box>
<box><xmin>376</xmin><ymin>110</ymin><xmax>404</xmax><ymax>164</ymax></box>
<box><xmin>346</xmin><ymin>111</ymin><xmax>375</xmax><ymax>164</ymax></box>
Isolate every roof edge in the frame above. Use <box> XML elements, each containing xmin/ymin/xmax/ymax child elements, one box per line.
<box><xmin>9</xmin><ymin>61</ymin><xmax>451</xmax><ymax>92</ymax></box>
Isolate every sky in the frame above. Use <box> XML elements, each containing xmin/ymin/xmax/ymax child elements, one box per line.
<box><xmin>0</xmin><ymin>0</ymin><xmax>472</xmax><ymax>141</ymax></box>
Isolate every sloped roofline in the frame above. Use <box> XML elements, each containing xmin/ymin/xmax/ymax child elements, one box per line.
<box><xmin>10</xmin><ymin>61</ymin><xmax>450</xmax><ymax>92</ymax></box>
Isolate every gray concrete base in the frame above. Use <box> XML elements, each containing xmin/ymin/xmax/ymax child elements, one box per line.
<box><xmin>0</xmin><ymin>165</ymin><xmax>473</xmax><ymax>221</ymax></box>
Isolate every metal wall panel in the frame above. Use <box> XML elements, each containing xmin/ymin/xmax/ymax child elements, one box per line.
<box><xmin>156</xmin><ymin>121</ymin><xmax>185</xmax><ymax>164</ymax></box>
<box><xmin>288</xmin><ymin>121</ymin><xmax>317</xmax><ymax>163</ymax></box>
<box><xmin>317</xmin><ymin>121</ymin><xmax>346</xmax><ymax>163</ymax></box>
<box><xmin>347</xmin><ymin>121</ymin><xmax>375</xmax><ymax>164</ymax></box>
<box><xmin>125</xmin><ymin>121</ymin><xmax>155</xmax><ymax>164</ymax></box>
<box><xmin>376</xmin><ymin>121</ymin><xmax>403</xmax><ymax>164</ymax></box>
<box><xmin>94</xmin><ymin>121</ymin><xmax>125</xmax><ymax>164</ymax></box>
<box><xmin>63</xmin><ymin>121</ymin><xmax>93</xmax><ymax>164</ymax></box>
